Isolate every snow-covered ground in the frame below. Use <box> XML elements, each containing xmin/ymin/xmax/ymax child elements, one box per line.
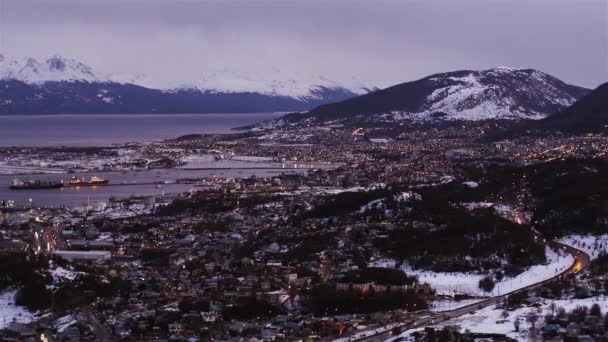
<box><xmin>50</xmin><ymin>266</ymin><xmax>81</xmax><ymax>283</ymax></box>
<box><xmin>54</xmin><ymin>314</ymin><xmax>77</xmax><ymax>333</ymax></box>
<box><xmin>371</xmin><ymin>246</ymin><xmax>573</xmax><ymax>297</ymax></box>
<box><xmin>409</xmin><ymin>247</ymin><xmax>573</xmax><ymax>296</ymax></box>
<box><xmin>0</xmin><ymin>290</ymin><xmax>37</xmax><ymax>329</ymax></box>
<box><xmin>391</xmin><ymin>296</ymin><xmax>608</xmax><ymax>342</ymax></box>
<box><xmin>0</xmin><ymin>148</ymin><xmax>147</xmax><ymax>175</ymax></box>
<box><xmin>559</xmin><ymin>234</ymin><xmax>608</xmax><ymax>260</ymax></box>
<box><xmin>0</xmin><ymin>162</ymin><xmax>66</xmax><ymax>175</ymax></box>
<box><xmin>462</xmin><ymin>181</ymin><xmax>479</xmax><ymax>188</ymax></box>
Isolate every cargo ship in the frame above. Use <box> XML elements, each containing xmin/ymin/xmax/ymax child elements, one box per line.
<box><xmin>10</xmin><ymin>179</ymin><xmax>64</xmax><ymax>190</ymax></box>
<box><xmin>68</xmin><ymin>176</ymin><xmax>110</xmax><ymax>186</ymax></box>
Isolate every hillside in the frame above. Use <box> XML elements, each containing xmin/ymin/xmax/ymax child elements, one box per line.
<box><xmin>285</xmin><ymin>68</ymin><xmax>589</xmax><ymax>123</ymax></box>
<box><xmin>529</xmin><ymin>82</ymin><xmax>608</xmax><ymax>133</ymax></box>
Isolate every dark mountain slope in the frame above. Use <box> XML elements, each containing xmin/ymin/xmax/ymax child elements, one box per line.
<box><xmin>529</xmin><ymin>82</ymin><xmax>608</xmax><ymax>133</ymax></box>
<box><xmin>0</xmin><ymin>80</ymin><xmax>361</xmax><ymax>114</ymax></box>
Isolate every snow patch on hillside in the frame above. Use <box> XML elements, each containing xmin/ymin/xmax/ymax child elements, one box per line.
<box><xmin>373</xmin><ymin>67</ymin><xmax>583</xmax><ymax>122</ymax></box>
<box><xmin>0</xmin><ymin>290</ymin><xmax>37</xmax><ymax>329</ymax></box>
<box><xmin>55</xmin><ymin>314</ymin><xmax>77</xmax><ymax>333</ymax></box>
<box><xmin>396</xmin><ymin>247</ymin><xmax>573</xmax><ymax>297</ymax></box>
<box><xmin>559</xmin><ymin>234</ymin><xmax>608</xmax><ymax>260</ymax></box>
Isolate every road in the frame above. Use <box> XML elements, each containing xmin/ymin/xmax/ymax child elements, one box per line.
<box><xmin>342</xmin><ymin>239</ymin><xmax>590</xmax><ymax>342</ymax></box>
<box><xmin>81</xmin><ymin>306</ymin><xmax>114</xmax><ymax>342</ymax></box>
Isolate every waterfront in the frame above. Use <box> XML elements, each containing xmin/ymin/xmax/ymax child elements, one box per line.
<box><xmin>0</xmin><ymin>113</ymin><xmax>283</xmax><ymax>147</ymax></box>
<box><xmin>0</xmin><ymin>165</ymin><xmax>320</xmax><ymax>207</ymax></box>
<box><xmin>0</xmin><ymin>112</ymin><xmax>309</xmax><ymax>206</ymax></box>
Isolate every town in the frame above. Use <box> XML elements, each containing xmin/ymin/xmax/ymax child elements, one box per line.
<box><xmin>2</xmin><ymin>120</ymin><xmax>608</xmax><ymax>341</ymax></box>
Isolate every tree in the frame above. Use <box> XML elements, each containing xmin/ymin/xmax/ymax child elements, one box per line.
<box><xmin>572</xmin><ymin>305</ymin><xmax>588</xmax><ymax>322</ymax></box>
<box><xmin>590</xmin><ymin>303</ymin><xmax>602</xmax><ymax>317</ymax></box>
<box><xmin>549</xmin><ymin>302</ymin><xmax>556</xmax><ymax>316</ymax></box>
<box><xmin>527</xmin><ymin>311</ymin><xmax>539</xmax><ymax>330</ymax></box>
<box><xmin>15</xmin><ymin>273</ymin><xmax>52</xmax><ymax>311</ymax></box>
<box><xmin>479</xmin><ymin>277</ymin><xmax>495</xmax><ymax>293</ymax></box>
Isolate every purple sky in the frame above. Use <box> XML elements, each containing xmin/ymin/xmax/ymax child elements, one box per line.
<box><xmin>0</xmin><ymin>0</ymin><xmax>606</xmax><ymax>88</ymax></box>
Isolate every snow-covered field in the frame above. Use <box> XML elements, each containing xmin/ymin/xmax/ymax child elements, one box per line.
<box><xmin>0</xmin><ymin>162</ymin><xmax>65</xmax><ymax>175</ymax></box>
<box><xmin>0</xmin><ymin>290</ymin><xmax>37</xmax><ymax>329</ymax></box>
<box><xmin>390</xmin><ymin>296</ymin><xmax>608</xmax><ymax>342</ymax></box>
<box><xmin>559</xmin><ymin>234</ymin><xmax>608</xmax><ymax>260</ymax></box>
<box><xmin>371</xmin><ymin>246</ymin><xmax>574</xmax><ymax>297</ymax></box>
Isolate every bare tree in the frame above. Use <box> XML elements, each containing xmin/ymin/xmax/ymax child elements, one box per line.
<box><xmin>528</xmin><ymin>311</ymin><xmax>539</xmax><ymax>330</ymax></box>
<box><xmin>549</xmin><ymin>302</ymin><xmax>556</xmax><ymax>316</ymax></box>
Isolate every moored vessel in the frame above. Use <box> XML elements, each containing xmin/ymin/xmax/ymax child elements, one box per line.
<box><xmin>68</xmin><ymin>176</ymin><xmax>110</xmax><ymax>186</ymax></box>
<box><xmin>10</xmin><ymin>179</ymin><xmax>64</xmax><ymax>190</ymax></box>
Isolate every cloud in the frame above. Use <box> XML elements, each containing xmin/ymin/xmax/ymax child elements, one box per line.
<box><xmin>0</xmin><ymin>0</ymin><xmax>606</xmax><ymax>88</ymax></box>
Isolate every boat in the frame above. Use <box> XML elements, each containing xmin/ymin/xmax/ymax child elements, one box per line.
<box><xmin>10</xmin><ymin>179</ymin><xmax>64</xmax><ymax>190</ymax></box>
<box><xmin>68</xmin><ymin>176</ymin><xmax>110</xmax><ymax>186</ymax></box>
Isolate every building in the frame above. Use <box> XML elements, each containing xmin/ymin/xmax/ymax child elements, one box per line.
<box><xmin>54</xmin><ymin>250</ymin><xmax>111</xmax><ymax>261</ymax></box>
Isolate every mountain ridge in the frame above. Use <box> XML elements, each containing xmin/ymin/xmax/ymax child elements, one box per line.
<box><xmin>0</xmin><ymin>54</ymin><xmax>373</xmax><ymax>114</ymax></box>
<box><xmin>0</xmin><ymin>54</ymin><xmax>374</xmax><ymax>99</ymax></box>
<box><xmin>284</xmin><ymin>67</ymin><xmax>589</xmax><ymax>124</ymax></box>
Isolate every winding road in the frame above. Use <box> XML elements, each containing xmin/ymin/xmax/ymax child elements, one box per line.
<box><xmin>340</xmin><ymin>238</ymin><xmax>591</xmax><ymax>342</ymax></box>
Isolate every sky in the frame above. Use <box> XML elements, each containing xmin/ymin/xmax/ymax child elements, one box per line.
<box><xmin>0</xmin><ymin>0</ymin><xmax>606</xmax><ymax>89</ymax></box>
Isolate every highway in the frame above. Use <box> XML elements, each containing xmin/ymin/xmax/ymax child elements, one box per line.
<box><xmin>342</xmin><ymin>239</ymin><xmax>591</xmax><ymax>342</ymax></box>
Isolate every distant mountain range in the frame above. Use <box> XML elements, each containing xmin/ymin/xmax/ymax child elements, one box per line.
<box><xmin>0</xmin><ymin>54</ymin><xmax>375</xmax><ymax>114</ymax></box>
<box><xmin>284</xmin><ymin>67</ymin><xmax>590</xmax><ymax>124</ymax></box>
<box><xmin>1</xmin><ymin>56</ymin><xmax>598</xmax><ymax>127</ymax></box>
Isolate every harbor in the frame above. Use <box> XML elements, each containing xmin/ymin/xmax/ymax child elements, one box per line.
<box><xmin>0</xmin><ymin>166</ymin><xmax>320</xmax><ymax>207</ymax></box>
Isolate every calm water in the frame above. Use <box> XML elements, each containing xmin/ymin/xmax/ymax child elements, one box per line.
<box><xmin>0</xmin><ymin>113</ymin><xmax>283</xmax><ymax>147</ymax></box>
<box><xmin>0</xmin><ymin>167</ymin><xmax>310</xmax><ymax>207</ymax></box>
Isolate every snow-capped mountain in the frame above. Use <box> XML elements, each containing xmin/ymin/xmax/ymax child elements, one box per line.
<box><xmin>0</xmin><ymin>54</ymin><xmax>372</xmax><ymax>99</ymax></box>
<box><xmin>186</xmin><ymin>69</ymin><xmax>373</xmax><ymax>100</ymax></box>
<box><xmin>0</xmin><ymin>54</ymin><xmax>372</xmax><ymax>114</ymax></box>
<box><xmin>0</xmin><ymin>54</ymin><xmax>101</xmax><ymax>84</ymax></box>
<box><xmin>290</xmin><ymin>67</ymin><xmax>589</xmax><ymax>123</ymax></box>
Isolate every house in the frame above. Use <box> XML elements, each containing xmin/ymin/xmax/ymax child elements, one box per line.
<box><xmin>168</xmin><ymin>323</ymin><xmax>183</xmax><ymax>335</ymax></box>
<box><xmin>201</xmin><ymin>310</ymin><xmax>221</xmax><ymax>323</ymax></box>
<box><xmin>266</xmin><ymin>260</ymin><xmax>283</xmax><ymax>267</ymax></box>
